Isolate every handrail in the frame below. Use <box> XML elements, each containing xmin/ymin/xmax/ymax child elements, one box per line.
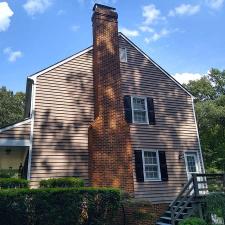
<box><xmin>170</xmin><ymin>178</ymin><xmax>194</xmax><ymax>225</ymax></box>
<box><xmin>170</xmin><ymin>178</ymin><xmax>193</xmax><ymax>207</ymax></box>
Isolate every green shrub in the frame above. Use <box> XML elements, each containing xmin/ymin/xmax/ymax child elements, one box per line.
<box><xmin>0</xmin><ymin>178</ymin><xmax>29</xmax><ymax>189</ymax></box>
<box><xmin>40</xmin><ymin>177</ymin><xmax>84</xmax><ymax>188</ymax></box>
<box><xmin>205</xmin><ymin>192</ymin><xmax>225</xmax><ymax>220</ymax></box>
<box><xmin>0</xmin><ymin>187</ymin><xmax>121</xmax><ymax>225</ymax></box>
<box><xmin>0</xmin><ymin>169</ymin><xmax>19</xmax><ymax>178</ymax></box>
<box><xmin>179</xmin><ymin>217</ymin><xmax>207</xmax><ymax>225</ymax></box>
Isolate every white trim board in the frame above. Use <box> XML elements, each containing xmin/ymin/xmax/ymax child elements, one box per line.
<box><xmin>0</xmin><ymin>139</ymin><xmax>30</xmax><ymax>147</ymax></box>
<box><xmin>0</xmin><ymin>119</ymin><xmax>31</xmax><ymax>133</ymax></box>
<box><xmin>27</xmin><ymin>76</ymin><xmax>37</xmax><ymax>180</ymax></box>
<box><xmin>28</xmin><ymin>46</ymin><xmax>93</xmax><ymax>79</ymax></box>
<box><xmin>119</xmin><ymin>32</ymin><xmax>194</xmax><ymax>98</ymax></box>
<box><xmin>191</xmin><ymin>98</ymin><xmax>205</xmax><ymax>173</ymax></box>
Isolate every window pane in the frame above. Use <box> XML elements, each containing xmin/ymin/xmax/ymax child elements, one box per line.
<box><xmin>145</xmin><ymin>165</ymin><xmax>159</xmax><ymax>179</ymax></box>
<box><xmin>134</xmin><ymin>111</ymin><xmax>147</xmax><ymax>123</ymax></box>
<box><xmin>119</xmin><ymin>48</ymin><xmax>127</xmax><ymax>62</ymax></box>
<box><xmin>144</xmin><ymin>151</ymin><xmax>157</xmax><ymax>164</ymax></box>
<box><xmin>187</xmin><ymin>155</ymin><xmax>197</xmax><ymax>173</ymax></box>
<box><xmin>133</xmin><ymin>98</ymin><xmax>146</xmax><ymax>110</ymax></box>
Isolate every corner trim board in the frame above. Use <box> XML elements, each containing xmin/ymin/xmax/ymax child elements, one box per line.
<box><xmin>27</xmin><ymin>77</ymin><xmax>37</xmax><ymax>180</ymax></box>
<box><xmin>191</xmin><ymin>98</ymin><xmax>205</xmax><ymax>173</ymax></box>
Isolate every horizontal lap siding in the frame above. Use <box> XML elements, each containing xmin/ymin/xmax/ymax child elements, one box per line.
<box><xmin>0</xmin><ymin>122</ymin><xmax>31</xmax><ymax>140</ymax></box>
<box><xmin>119</xmin><ymin>36</ymin><xmax>202</xmax><ymax>203</ymax></box>
<box><xmin>30</xmin><ymin>50</ymin><xmax>94</xmax><ymax>187</ymax></box>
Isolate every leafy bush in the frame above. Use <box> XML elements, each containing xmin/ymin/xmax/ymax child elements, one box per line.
<box><xmin>179</xmin><ymin>217</ymin><xmax>207</xmax><ymax>225</ymax></box>
<box><xmin>0</xmin><ymin>178</ymin><xmax>29</xmax><ymax>189</ymax></box>
<box><xmin>205</xmin><ymin>192</ymin><xmax>225</xmax><ymax>220</ymax></box>
<box><xmin>0</xmin><ymin>169</ymin><xmax>19</xmax><ymax>178</ymax></box>
<box><xmin>39</xmin><ymin>177</ymin><xmax>84</xmax><ymax>188</ymax></box>
<box><xmin>0</xmin><ymin>187</ymin><xmax>121</xmax><ymax>225</ymax></box>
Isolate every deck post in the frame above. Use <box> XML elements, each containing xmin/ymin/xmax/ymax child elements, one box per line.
<box><xmin>192</xmin><ymin>174</ymin><xmax>199</xmax><ymax>197</ymax></box>
<box><xmin>223</xmin><ymin>174</ymin><xmax>225</xmax><ymax>190</ymax></box>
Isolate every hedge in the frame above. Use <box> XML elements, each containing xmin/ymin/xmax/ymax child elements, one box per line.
<box><xmin>179</xmin><ymin>217</ymin><xmax>207</xmax><ymax>225</ymax></box>
<box><xmin>205</xmin><ymin>192</ymin><xmax>225</xmax><ymax>221</ymax></box>
<box><xmin>0</xmin><ymin>178</ymin><xmax>29</xmax><ymax>189</ymax></box>
<box><xmin>40</xmin><ymin>177</ymin><xmax>84</xmax><ymax>188</ymax></box>
<box><xmin>0</xmin><ymin>187</ymin><xmax>121</xmax><ymax>225</ymax></box>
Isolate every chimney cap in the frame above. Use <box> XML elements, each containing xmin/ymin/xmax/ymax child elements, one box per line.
<box><xmin>93</xmin><ymin>3</ymin><xmax>116</xmax><ymax>12</ymax></box>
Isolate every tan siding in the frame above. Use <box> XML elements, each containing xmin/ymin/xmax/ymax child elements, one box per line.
<box><xmin>30</xmin><ymin>50</ymin><xmax>94</xmax><ymax>187</ymax></box>
<box><xmin>119</xmin><ymin>36</ymin><xmax>202</xmax><ymax>203</ymax></box>
<box><xmin>0</xmin><ymin>121</ymin><xmax>31</xmax><ymax>140</ymax></box>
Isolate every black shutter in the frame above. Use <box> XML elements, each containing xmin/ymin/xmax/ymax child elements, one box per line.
<box><xmin>159</xmin><ymin>151</ymin><xmax>168</xmax><ymax>181</ymax></box>
<box><xmin>124</xmin><ymin>95</ymin><xmax>132</xmax><ymax>123</ymax></box>
<box><xmin>147</xmin><ymin>97</ymin><xmax>156</xmax><ymax>125</ymax></box>
<box><xmin>134</xmin><ymin>150</ymin><xmax>144</xmax><ymax>182</ymax></box>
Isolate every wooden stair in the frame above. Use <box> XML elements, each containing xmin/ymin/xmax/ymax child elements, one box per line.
<box><xmin>156</xmin><ymin>173</ymin><xmax>225</xmax><ymax>225</ymax></box>
<box><xmin>156</xmin><ymin>200</ymin><xmax>195</xmax><ymax>225</ymax></box>
<box><xmin>156</xmin><ymin>173</ymin><xmax>216</xmax><ymax>225</ymax></box>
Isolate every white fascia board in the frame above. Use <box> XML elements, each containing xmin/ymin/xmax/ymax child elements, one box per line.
<box><xmin>118</xmin><ymin>32</ymin><xmax>194</xmax><ymax>98</ymax></box>
<box><xmin>0</xmin><ymin>119</ymin><xmax>31</xmax><ymax>133</ymax></box>
<box><xmin>28</xmin><ymin>46</ymin><xmax>93</xmax><ymax>79</ymax></box>
<box><xmin>0</xmin><ymin>139</ymin><xmax>30</xmax><ymax>147</ymax></box>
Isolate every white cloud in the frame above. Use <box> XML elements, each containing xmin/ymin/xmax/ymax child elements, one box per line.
<box><xmin>3</xmin><ymin>47</ymin><xmax>23</xmax><ymax>62</ymax></box>
<box><xmin>139</xmin><ymin>26</ymin><xmax>154</xmax><ymax>33</ymax></box>
<box><xmin>142</xmin><ymin>4</ymin><xmax>163</xmax><ymax>25</ymax></box>
<box><xmin>23</xmin><ymin>0</ymin><xmax>52</xmax><ymax>16</ymax></box>
<box><xmin>57</xmin><ymin>9</ymin><xmax>66</xmax><ymax>16</ymax></box>
<box><xmin>119</xmin><ymin>27</ymin><xmax>139</xmax><ymax>37</ymax></box>
<box><xmin>71</xmin><ymin>25</ymin><xmax>80</xmax><ymax>32</ymax></box>
<box><xmin>173</xmin><ymin>72</ymin><xmax>202</xmax><ymax>84</ymax></box>
<box><xmin>89</xmin><ymin>0</ymin><xmax>117</xmax><ymax>5</ymax></box>
<box><xmin>0</xmin><ymin>2</ymin><xmax>14</xmax><ymax>32</ymax></box>
<box><xmin>144</xmin><ymin>28</ymin><xmax>169</xmax><ymax>43</ymax></box>
<box><xmin>169</xmin><ymin>4</ymin><xmax>200</xmax><ymax>16</ymax></box>
<box><xmin>206</xmin><ymin>0</ymin><xmax>224</xmax><ymax>9</ymax></box>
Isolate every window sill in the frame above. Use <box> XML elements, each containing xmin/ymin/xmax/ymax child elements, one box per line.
<box><xmin>144</xmin><ymin>179</ymin><xmax>162</xmax><ymax>182</ymax></box>
<box><xmin>132</xmin><ymin>122</ymin><xmax>149</xmax><ymax>125</ymax></box>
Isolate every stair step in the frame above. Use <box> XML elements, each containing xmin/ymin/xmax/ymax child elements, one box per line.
<box><xmin>156</xmin><ymin>222</ymin><xmax>171</xmax><ymax>225</ymax></box>
<box><xmin>171</xmin><ymin>206</ymin><xmax>192</xmax><ymax>209</ymax></box>
<box><xmin>166</xmin><ymin>211</ymin><xmax>188</xmax><ymax>215</ymax></box>
<box><xmin>161</xmin><ymin>216</ymin><xmax>183</xmax><ymax>221</ymax></box>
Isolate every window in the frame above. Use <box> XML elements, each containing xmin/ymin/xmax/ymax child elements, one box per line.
<box><xmin>142</xmin><ymin>150</ymin><xmax>161</xmax><ymax>181</ymax></box>
<box><xmin>186</xmin><ymin>155</ymin><xmax>197</xmax><ymax>173</ymax></box>
<box><xmin>132</xmin><ymin>97</ymin><xmax>148</xmax><ymax>124</ymax></box>
<box><xmin>119</xmin><ymin>48</ymin><xmax>127</xmax><ymax>62</ymax></box>
<box><xmin>185</xmin><ymin>153</ymin><xmax>200</xmax><ymax>174</ymax></box>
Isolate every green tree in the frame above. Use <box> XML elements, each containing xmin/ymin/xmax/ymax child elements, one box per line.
<box><xmin>0</xmin><ymin>86</ymin><xmax>25</xmax><ymax>128</ymax></box>
<box><xmin>185</xmin><ymin>69</ymin><xmax>225</xmax><ymax>172</ymax></box>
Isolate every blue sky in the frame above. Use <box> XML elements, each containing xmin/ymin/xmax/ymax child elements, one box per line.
<box><xmin>0</xmin><ymin>0</ymin><xmax>224</xmax><ymax>92</ymax></box>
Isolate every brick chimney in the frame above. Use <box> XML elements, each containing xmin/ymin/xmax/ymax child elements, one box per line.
<box><xmin>88</xmin><ymin>4</ymin><xmax>134</xmax><ymax>193</ymax></box>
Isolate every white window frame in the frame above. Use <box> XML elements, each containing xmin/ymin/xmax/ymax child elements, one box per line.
<box><xmin>131</xmin><ymin>96</ymin><xmax>149</xmax><ymax>124</ymax></box>
<box><xmin>142</xmin><ymin>149</ymin><xmax>161</xmax><ymax>181</ymax></box>
<box><xmin>119</xmin><ymin>48</ymin><xmax>127</xmax><ymax>63</ymax></box>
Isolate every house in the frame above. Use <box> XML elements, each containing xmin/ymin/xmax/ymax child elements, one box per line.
<box><xmin>0</xmin><ymin>4</ymin><xmax>204</xmax><ymax>207</ymax></box>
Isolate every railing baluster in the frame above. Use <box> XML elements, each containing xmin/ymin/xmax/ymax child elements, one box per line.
<box><xmin>165</xmin><ymin>173</ymin><xmax>224</xmax><ymax>225</ymax></box>
<box><xmin>223</xmin><ymin>174</ymin><xmax>225</xmax><ymax>190</ymax></box>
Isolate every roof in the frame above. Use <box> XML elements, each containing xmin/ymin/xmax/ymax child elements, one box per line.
<box><xmin>0</xmin><ymin>118</ymin><xmax>31</xmax><ymax>133</ymax></box>
<box><xmin>27</xmin><ymin>33</ymin><xmax>193</xmax><ymax>97</ymax></box>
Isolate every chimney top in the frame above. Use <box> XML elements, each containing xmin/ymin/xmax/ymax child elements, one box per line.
<box><xmin>93</xmin><ymin>3</ymin><xmax>116</xmax><ymax>12</ymax></box>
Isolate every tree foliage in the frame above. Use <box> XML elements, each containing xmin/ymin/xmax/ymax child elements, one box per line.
<box><xmin>0</xmin><ymin>86</ymin><xmax>25</xmax><ymax>128</ymax></box>
<box><xmin>184</xmin><ymin>69</ymin><xmax>225</xmax><ymax>172</ymax></box>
